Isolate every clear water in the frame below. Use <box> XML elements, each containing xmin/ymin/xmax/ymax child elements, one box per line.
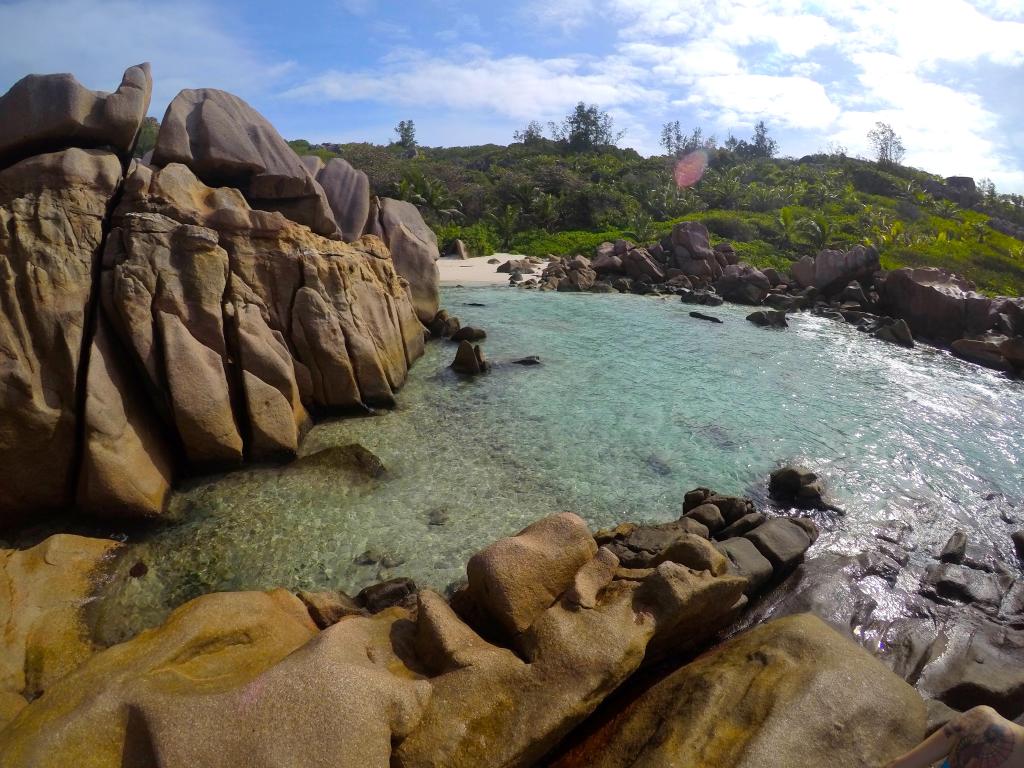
<box><xmin>94</xmin><ymin>287</ymin><xmax>1024</xmax><ymax>642</ymax></box>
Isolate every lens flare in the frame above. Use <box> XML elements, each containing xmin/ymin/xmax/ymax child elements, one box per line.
<box><xmin>674</xmin><ymin>150</ymin><xmax>708</xmax><ymax>188</ymax></box>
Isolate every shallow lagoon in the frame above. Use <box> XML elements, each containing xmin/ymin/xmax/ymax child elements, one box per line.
<box><xmin>95</xmin><ymin>287</ymin><xmax>1024</xmax><ymax>641</ymax></box>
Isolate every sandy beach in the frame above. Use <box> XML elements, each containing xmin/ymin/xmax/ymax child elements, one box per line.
<box><xmin>437</xmin><ymin>254</ymin><xmax>547</xmax><ymax>286</ymax></box>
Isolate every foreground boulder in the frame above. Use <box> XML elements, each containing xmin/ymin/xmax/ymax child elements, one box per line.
<box><xmin>879</xmin><ymin>267</ymin><xmax>996</xmax><ymax>343</ymax></box>
<box><xmin>552</xmin><ymin>614</ymin><xmax>926</xmax><ymax>768</ymax></box>
<box><xmin>0</xmin><ymin>148</ymin><xmax>124</xmax><ymax>521</ymax></box>
<box><xmin>1</xmin><ymin>515</ymin><xmax>748</xmax><ymax>768</ymax></box>
<box><xmin>716</xmin><ymin>264</ymin><xmax>771</xmax><ymax>305</ymax></box>
<box><xmin>152</xmin><ymin>88</ymin><xmax>340</xmax><ymax>239</ymax></box>
<box><xmin>0</xmin><ymin>535</ymin><xmax>120</xmax><ymax>717</ymax></box>
<box><xmin>0</xmin><ymin>63</ymin><xmax>152</xmax><ymax>169</ymax></box>
<box><xmin>368</xmin><ymin>197</ymin><xmax>440</xmax><ymax>323</ymax></box>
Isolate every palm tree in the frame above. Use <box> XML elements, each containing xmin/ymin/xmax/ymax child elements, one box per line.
<box><xmin>777</xmin><ymin>206</ymin><xmax>799</xmax><ymax>249</ymax></box>
<box><xmin>489</xmin><ymin>205</ymin><xmax>521</xmax><ymax>250</ymax></box>
<box><xmin>800</xmin><ymin>213</ymin><xmax>836</xmax><ymax>250</ymax></box>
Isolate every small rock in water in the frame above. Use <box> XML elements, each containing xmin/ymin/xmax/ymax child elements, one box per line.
<box><xmin>451</xmin><ymin>340</ymin><xmax>490</xmax><ymax>375</ymax></box>
<box><xmin>358</xmin><ymin>577</ymin><xmax>417</xmax><ymax>613</ymax></box>
<box><xmin>450</xmin><ymin>326</ymin><xmax>487</xmax><ymax>342</ymax></box>
<box><xmin>128</xmin><ymin>560</ymin><xmax>148</xmax><ymax>578</ymax></box>
<box><xmin>1013</xmin><ymin>530</ymin><xmax>1024</xmax><ymax>562</ymax></box>
<box><xmin>464</xmin><ymin>302</ymin><xmax>486</xmax><ymax>307</ymax></box>
<box><xmin>355</xmin><ymin>549</ymin><xmax>405</xmax><ymax>569</ymax></box>
<box><xmin>646</xmin><ymin>455</ymin><xmax>672</xmax><ymax>476</ymax></box>
<box><xmin>939</xmin><ymin>531</ymin><xmax>967</xmax><ymax>564</ymax></box>
<box><xmin>512</xmin><ymin>356</ymin><xmax>541</xmax><ymax>366</ymax></box>
<box><xmin>428</xmin><ymin>507</ymin><xmax>450</xmax><ymax>526</ymax></box>
<box><xmin>689</xmin><ymin>311</ymin><xmax>723</xmax><ymax>324</ymax></box>
<box><xmin>746</xmin><ymin>309</ymin><xmax>788</xmax><ymax>328</ymax></box>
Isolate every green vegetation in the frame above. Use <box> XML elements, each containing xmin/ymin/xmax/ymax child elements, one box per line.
<box><xmin>285</xmin><ymin>112</ymin><xmax>1024</xmax><ymax>295</ymax></box>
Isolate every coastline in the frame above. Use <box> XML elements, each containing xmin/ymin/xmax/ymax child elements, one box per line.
<box><xmin>438</xmin><ymin>254</ymin><xmax>548</xmax><ymax>286</ymax></box>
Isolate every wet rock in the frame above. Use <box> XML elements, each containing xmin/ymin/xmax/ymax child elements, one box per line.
<box><xmin>679</xmin><ymin>289</ymin><xmax>724</xmax><ymax>306</ymax></box>
<box><xmin>1013</xmin><ymin>531</ymin><xmax>1024</xmax><ymax>562</ymax></box>
<box><xmin>450</xmin><ymin>341</ymin><xmax>489</xmax><ymax>375</ymax></box>
<box><xmin>449</xmin><ymin>326</ymin><xmax>486</xmax><ymax>342</ymax></box>
<box><xmin>1000</xmin><ymin>336</ymin><xmax>1024</xmax><ymax>371</ymax></box>
<box><xmin>466</xmin><ymin>513</ymin><xmax>597</xmax><ymax>636</ymax></box>
<box><xmin>916</xmin><ymin>620</ymin><xmax>1024</xmax><ymax>718</ymax></box>
<box><xmin>951</xmin><ymin>336</ymin><xmax>1011</xmax><ymax>371</ymax></box>
<box><xmin>357</xmin><ymin>577</ymin><xmax>418</xmax><ymax>613</ymax></box>
<box><xmin>0</xmin><ymin>63</ymin><xmax>152</xmax><ymax>169</ymax></box>
<box><xmin>685</xmin><ymin>503</ymin><xmax>725</xmax><ymax>533</ymax></box>
<box><xmin>769</xmin><ymin>465</ymin><xmax>837</xmax><ymax>511</ymax></box>
<box><xmin>747</xmin><ymin>309</ymin><xmax>789</xmax><ymax>328</ymax></box>
<box><xmin>920</xmin><ymin>563</ymin><xmax>1005</xmax><ymax>610</ymax></box>
<box><xmin>297</xmin><ymin>589</ymin><xmax>364</xmax><ymax>628</ymax></box>
<box><xmin>355</xmin><ymin>549</ymin><xmax>405</xmax><ymax>569</ymax></box>
<box><xmin>874</xmin><ymin>318</ymin><xmax>915</xmax><ymax>348</ymax></box>
<box><xmin>512</xmin><ymin>356</ymin><xmax>542</xmax><ymax>366</ymax></box>
<box><xmin>715</xmin><ymin>537</ymin><xmax>774</xmax><ymax>594</ymax></box>
<box><xmin>745</xmin><ymin>518</ymin><xmax>815</xmax><ymax>571</ymax></box>
<box><xmin>292</xmin><ymin>444</ymin><xmax>386</xmax><ymax>479</ymax></box>
<box><xmin>683</xmin><ymin>487</ymin><xmax>713</xmax><ymax>512</ymax></box>
<box><xmin>604</xmin><ymin>518</ymin><xmax>712</xmax><ymax>568</ymax></box>
<box><xmin>705</xmin><ymin>494</ymin><xmax>757</xmax><ymax>524</ymax></box>
<box><xmin>715</xmin><ymin>511</ymin><xmax>767</xmax><ymax>541</ymax></box>
<box><xmin>551</xmin><ymin>614</ymin><xmax>925</xmax><ymax>768</ymax></box>
<box><xmin>940</xmin><ymin>531</ymin><xmax>968</xmax><ymax>564</ymax></box>
<box><xmin>689</xmin><ymin>311</ymin><xmax>723</xmax><ymax>323</ymax></box>
<box><xmin>1</xmin><ymin>535</ymin><xmax>121</xmax><ymax>702</ymax></box>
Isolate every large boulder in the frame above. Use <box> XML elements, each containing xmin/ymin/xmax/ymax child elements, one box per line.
<box><xmin>715</xmin><ymin>264</ymin><xmax>771</xmax><ymax>305</ymax></box>
<box><xmin>1</xmin><ymin>535</ymin><xmax>121</xmax><ymax>705</ymax></box>
<box><xmin>369</xmin><ymin>197</ymin><xmax>440</xmax><ymax>324</ymax></box>
<box><xmin>791</xmin><ymin>246</ymin><xmax>880</xmax><ymax>295</ymax></box>
<box><xmin>0</xmin><ymin>63</ymin><xmax>152</xmax><ymax>169</ymax></box>
<box><xmin>152</xmin><ymin>88</ymin><xmax>340</xmax><ymax>239</ymax></box>
<box><xmin>671</xmin><ymin>221</ymin><xmax>715</xmax><ymax>261</ymax></box>
<box><xmin>622</xmin><ymin>248</ymin><xmax>666</xmax><ymax>283</ymax></box>
<box><xmin>879</xmin><ymin>267</ymin><xmax>996</xmax><ymax>343</ymax></box>
<box><xmin>101</xmin><ymin>162</ymin><xmax>422</xmax><ymax>473</ymax></box>
<box><xmin>0</xmin><ymin>589</ymin><xmax>318</xmax><ymax>766</ymax></box>
<box><xmin>466</xmin><ymin>512</ymin><xmax>598</xmax><ymax>635</ymax></box>
<box><xmin>551</xmin><ymin>614</ymin><xmax>926</xmax><ymax>768</ymax></box>
<box><xmin>0</xmin><ymin>149</ymin><xmax>124</xmax><ymax>523</ymax></box>
<box><xmin>309</xmin><ymin>157</ymin><xmax>370</xmax><ymax>243</ymax></box>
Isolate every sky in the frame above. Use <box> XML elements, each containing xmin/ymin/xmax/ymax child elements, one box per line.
<box><xmin>1</xmin><ymin>0</ymin><xmax>1023</xmax><ymax>192</ymax></box>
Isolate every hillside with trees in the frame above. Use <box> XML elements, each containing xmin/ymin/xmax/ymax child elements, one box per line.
<box><xmin>285</xmin><ymin>104</ymin><xmax>1021</xmax><ymax>296</ymax></box>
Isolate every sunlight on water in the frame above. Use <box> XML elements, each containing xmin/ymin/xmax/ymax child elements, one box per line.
<box><xmin>94</xmin><ymin>287</ymin><xmax>1024</xmax><ymax>642</ymax></box>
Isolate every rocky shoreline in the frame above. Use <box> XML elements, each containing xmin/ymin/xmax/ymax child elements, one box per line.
<box><xmin>2</xmin><ymin>469</ymin><xmax>1021</xmax><ymax>765</ymax></box>
<box><xmin>503</xmin><ymin>224</ymin><xmax>1024</xmax><ymax>377</ymax></box>
<box><xmin>1</xmin><ymin>62</ymin><xmax>1023</xmax><ymax>766</ymax></box>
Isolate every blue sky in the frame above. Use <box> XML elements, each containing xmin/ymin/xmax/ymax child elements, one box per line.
<box><xmin>1</xmin><ymin>0</ymin><xmax>1023</xmax><ymax>192</ymax></box>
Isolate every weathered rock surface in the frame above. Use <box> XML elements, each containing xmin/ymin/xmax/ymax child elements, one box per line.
<box><xmin>0</xmin><ymin>589</ymin><xmax>318</xmax><ymax>766</ymax></box>
<box><xmin>880</xmin><ymin>267</ymin><xmax>996</xmax><ymax>343</ymax></box>
<box><xmin>551</xmin><ymin>614</ymin><xmax>926</xmax><ymax>768</ymax></box>
<box><xmin>0</xmin><ymin>148</ymin><xmax>123</xmax><ymax>522</ymax></box>
<box><xmin>716</xmin><ymin>264</ymin><xmax>771</xmax><ymax>305</ymax></box>
<box><xmin>310</xmin><ymin>157</ymin><xmax>370</xmax><ymax>242</ymax></box>
<box><xmin>791</xmin><ymin>246</ymin><xmax>880</xmax><ymax>295</ymax></box>
<box><xmin>747</xmin><ymin>309</ymin><xmax>788</xmax><ymax>328</ymax></box>
<box><xmin>369</xmin><ymin>197</ymin><xmax>440</xmax><ymax>323</ymax></box>
<box><xmin>450</xmin><ymin>340</ymin><xmax>489</xmax><ymax>375</ymax></box>
<box><xmin>0</xmin><ymin>535</ymin><xmax>120</xmax><ymax>703</ymax></box>
<box><xmin>152</xmin><ymin>88</ymin><xmax>340</xmax><ymax>238</ymax></box>
<box><xmin>466</xmin><ymin>512</ymin><xmax>597</xmax><ymax>635</ymax></box>
<box><xmin>0</xmin><ymin>63</ymin><xmax>152</xmax><ymax>169</ymax></box>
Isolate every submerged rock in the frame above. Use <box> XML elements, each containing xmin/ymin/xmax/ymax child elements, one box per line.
<box><xmin>747</xmin><ymin>309</ymin><xmax>789</xmax><ymax>328</ymax></box>
<box><xmin>689</xmin><ymin>311</ymin><xmax>723</xmax><ymax>324</ymax></box>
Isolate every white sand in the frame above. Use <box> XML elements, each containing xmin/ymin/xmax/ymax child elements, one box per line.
<box><xmin>437</xmin><ymin>253</ymin><xmax>547</xmax><ymax>286</ymax></box>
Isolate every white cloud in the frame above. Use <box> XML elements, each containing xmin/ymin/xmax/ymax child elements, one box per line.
<box><xmin>0</xmin><ymin>0</ymin><xmax>292</xmax><ymax>117</ymax></box>
<box><xmin>285</xmin><ymin>49</ymin><xmax>665</xmax><ymax>122</ymax></box>
<box><xmin>520</xmin><ymin>0</ymin><xmax>596</xmax><ymax>33</ymax></box>
<box><xmin>688</xmin><ymin>74</ymin><xmax>840</xmax><ymax>130</ymax></box>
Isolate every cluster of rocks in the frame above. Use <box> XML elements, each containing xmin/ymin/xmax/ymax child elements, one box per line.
<box><xmin>0</xmin><ymin>64</ymin><xmax>444</xmax><ymax>527</ymax></box>
<box><xmin>0</xmin><ymin>493</ymin><xmax>928</xmax><ymax>767</ymax></box>
<box><xmin>506</xmin><ymin>221</ymin><xmax>1024</xmax><ymax>377</ymax></box>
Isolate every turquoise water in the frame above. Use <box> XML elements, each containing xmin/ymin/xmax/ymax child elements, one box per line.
<box><xmin>94</xmin><ymin>287</ymin><xmax>1024</xmax><ymax>641</ymax></box>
